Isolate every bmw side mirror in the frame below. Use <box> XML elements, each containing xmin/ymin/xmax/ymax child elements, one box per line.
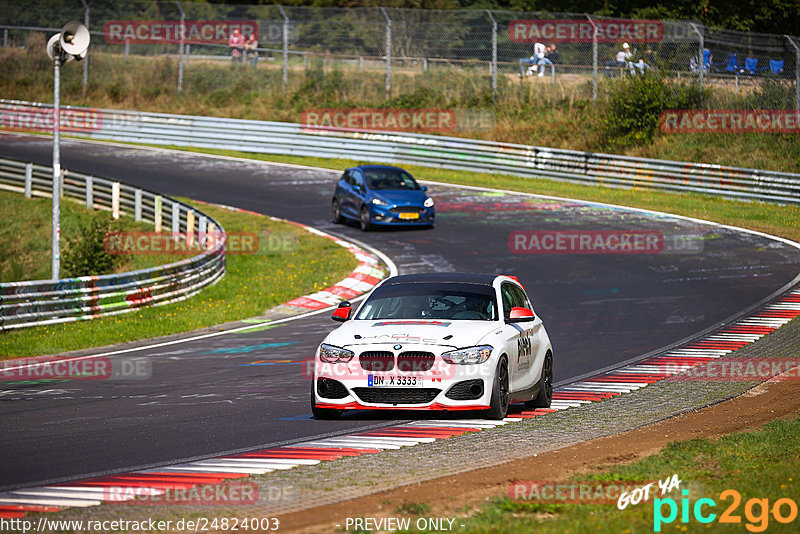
<box><xmin>353</xmin><ymin>184</ymin><xmax>362</xmax><ymax>193</ymax></box>
<box><xmin>421</xmin><ymin>186</ymin><xmax>428</xmax><ymax>192</ymax></box>
<box><xmin>506</xmin><ymin>307</ymin><xmax>535</xmax><ymax>323</ymax></box>
<box><xmin>332</xmin><ymin>301</ymin><xmax>352</xmax><ymax>322</ymax></box>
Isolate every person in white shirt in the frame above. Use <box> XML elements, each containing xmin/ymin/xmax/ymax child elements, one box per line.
<box><xmin>529</xmin><ymin>42</ymin><xmax>553</xmax><ymax>77</ymax></box>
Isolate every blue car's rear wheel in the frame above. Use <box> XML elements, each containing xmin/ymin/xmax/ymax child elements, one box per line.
<box><xmin>332</xmin><ymin>198</ymin><xmax>344</xmax><ymax>224</ymax></box>
<box><xmin>359</xmin><ymin>205</ymin><xmax>372</xmax><ymax>231</ymax></box>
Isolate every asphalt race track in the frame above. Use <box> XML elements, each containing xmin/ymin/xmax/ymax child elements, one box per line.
<box><xmin>1</xmin><ymin>134</ymin><xmax>799</xmax><ymax>491</ymax></box>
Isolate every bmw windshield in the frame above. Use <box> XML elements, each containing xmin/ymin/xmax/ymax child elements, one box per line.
<box><xmin>355</xmin><ymin>283</ymin><xmax>497</xmax><ymax>321</ymax></box>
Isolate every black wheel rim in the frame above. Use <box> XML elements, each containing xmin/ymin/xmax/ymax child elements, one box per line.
<box><xmin>332</xmin><ymin>201</ymin><xmax>340</xmax><ymax>219</ymax></box>
<box><xmin>498</xmin><ymin>361</ymin><xmax>509</xmax><ymax>412</ymax></box>
<box><xmin>544</xmin><ymin>353</ymin><xmax>553</xmax><ymax>400</ymax></box>
<box><xmin>360</xmin><ymin>208</ymin><xmax>369</xmax><ymax>229</ymax></box>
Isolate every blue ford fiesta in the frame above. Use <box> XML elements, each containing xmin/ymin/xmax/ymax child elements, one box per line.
<box><xmin>331</xmin><ymin>165</ymin><xmax>435</xmax><ymax>231</ymax></box>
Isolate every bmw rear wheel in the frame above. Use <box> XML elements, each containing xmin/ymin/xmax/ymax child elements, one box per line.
<box><xmin>486</xmin><ymin>356</ymin><xmax>509</xmax><ymax>420</ymax></box>
<box><xmin>526</xmin><ymin>350</ymin><xmax>553</xmax><ymax>408</ymax></box>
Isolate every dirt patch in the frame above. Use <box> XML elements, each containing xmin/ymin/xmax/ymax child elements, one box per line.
<box><xmin>277</xmin><ymin>375</ymin><xmax>800</xmax><ymax>533</ymax></box>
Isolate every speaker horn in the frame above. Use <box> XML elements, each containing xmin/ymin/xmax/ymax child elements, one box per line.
<box><xmin>46</xmin><ymin>34</ymin><xmax>60</xmax><ymax>61</ymax></box>
<box><xmin>59</xmin><ymin>21</ymin><xmax>90</xmax><ymax>56</ymax></box>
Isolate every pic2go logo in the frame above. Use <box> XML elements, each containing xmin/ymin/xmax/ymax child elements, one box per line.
<box><xmin>654</xmin><ymin>489</ymin><xmax>798</xmax><ymax>532</ymax></box>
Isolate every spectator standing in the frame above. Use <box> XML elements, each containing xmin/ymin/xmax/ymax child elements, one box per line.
<box><xmin>228</xmin><ymin>28</ymin><xmax>244</xmax><ymax>65</ymax></box>
<box><xmin>244</xmin><ymin>33</ymin><xmax>258</xmax><ymax>66</ymax></box>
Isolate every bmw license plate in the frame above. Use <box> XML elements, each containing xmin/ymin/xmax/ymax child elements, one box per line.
<box><xmin>368</xmin><ymin>375</ymin><xmax>423</xmax><ymax>387</ymax></box>
<box><xmin>398</xmin><ymin>212</ymin><xmax>419</xmax><ymax>220</ymax></box>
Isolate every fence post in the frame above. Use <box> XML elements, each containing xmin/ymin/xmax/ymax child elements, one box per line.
<box><xmin>154</xmin><ymin>195</ymin><xmax>163</xmax><ymax>232</ymax></box>
<box><xmin>171</xmin><ymin>201</ymin><xmax>180</xmax><ymax>238</ymax></box>
<box><xmin>112</xmin><ymin>181</ymin><xmax>120</xmax><ymax>219</ymax></box>
<box><xmin>125</xmin><ymin>38</ymin><xmax>129</xmax><ymax>62</ymax></box>
<box><xmin>80</xmin><ymin>0</ymin><xmax>89</xmax><ymax>93</ymax></box>
<box><xmin>134</xmin><ymin>188</ymin><xmax>142</xmax><ymax>221</ymax></box>
<box><xmin>690</xmin><ymin>23</ymin><xmax>704</xmax><ymax>95</ymax></box>
<box><xmin>199</xmin><ymin>215</ymin><xmax>208</xmax><ymax>247</ymax></box>
<box><xmin>486</xmin><ymin>10</ymin><xmax>497</xmax><ymax>99</ymax></box>
<box><xmin>175</xmin><ymin>1</ymin><xmax>185</xmax><ymax>93</ymax></box>
<box><xmin>278</xmin><ymin>6</ymin><xmax>289</xmax><ymax>89</ymax></box>
<box><xmin>186</xmin><ymin>210</ymin><xmax>195</xmax><ymax>246</ymax></box>
<box><xmin>587</xmin><ymin>15</ymin><xmax>598</xmax><ymax>101</ymax></box>
<box><xmin>3</xmin><ymin>29</ymin><xmax>7</xmax><ymax>48</ymax></box>
<box><xmin>786</xmin><ymin>35</ymin><xmax>800</xmax><ymax>112</ymax></box>
<box><xmin>85</xmin><ymin>175</ymin><xmax>93</xmax><ymax>208</ymax></box>
<box><xmin>24</xmin><ymin>162</ymin><xmax>32</xmax><ymax>198</ymax></box>
<box><xmin>380</xmin><ymin>7</ymin><xmax>391</xmax><ymax>94</ymax></box>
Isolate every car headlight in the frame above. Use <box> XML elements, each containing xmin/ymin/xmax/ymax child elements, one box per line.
<box><xmin>424</xmin><ymin>197</ymin><xmax>435</xmax><ymax>208</ymax></box>
<box><xmin>441</xmin><ymin>345</ymin><xmax>493</xmax><ymax>365</ymax></box>
<box><xmin>319</xmin><ymin>344</ymin><xmax>354</xmax><ymax>363</ymax></box>
<box><xmin>371</xmin><ymin>198</ymin><xmax>389</xmax><ymax>207</ymax></box>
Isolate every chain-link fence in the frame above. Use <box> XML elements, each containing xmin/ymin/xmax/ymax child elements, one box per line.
<box><xmin>0</xmin><ymin>1</ymin><xmax>798</xmax><ymax>112</ymax></box>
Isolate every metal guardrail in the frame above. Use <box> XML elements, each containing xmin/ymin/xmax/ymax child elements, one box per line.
<box><xmin>0</xmin><ymin>156</ymin><xmax>226</xmax><ymax>331</ymax></box>
<box><xmin>2</xmin><ymin>100</ymin><xmax>799</xmax><ymax>206</ymax></box>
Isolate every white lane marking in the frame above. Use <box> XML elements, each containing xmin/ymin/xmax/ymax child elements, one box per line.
<box><xmin>184</xmin><ymin>460</ymin><xmax>298</xmax><ymax>470</ymax></box>
<box><xmin>10</xmin><ymin>488</ymin><xmax>135</xmax><ymax>501</ymax></box>
<box><xmin>0</xmin><ymin>495</ymin><xmax>102</xmax><ymax>507</ymax></box>
<box><xmin>140</xmin><ymin>466</ymin><xmax>272</xmax><ymax>475</ymax></box>
<box><xmin>221</xmin><ymin>457</ymin><xmax>320</xmax><ymax>465</ymax></box>
<box><xmin>295</xmin><ymin>440</ymin><xmax>403</xmax><ymax>449</ymax></box>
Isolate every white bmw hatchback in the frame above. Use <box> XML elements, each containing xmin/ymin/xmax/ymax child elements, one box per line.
<box><xmin>311</xmin><ymin>273</ymin><xmax>553</xmax><ymax>420</ymax></box>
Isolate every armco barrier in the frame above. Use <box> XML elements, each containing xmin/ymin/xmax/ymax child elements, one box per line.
<box><xmin>0</xmin><ymin>157</ymin><xmax>225</xmax><ymax>331</ymax></box>
<box><xmin>2</xmin><ymin>99</ymin><xmax>799</xmax><ymax>204</ymax></box>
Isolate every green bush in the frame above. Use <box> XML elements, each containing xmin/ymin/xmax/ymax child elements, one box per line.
<box><xmin>602</xmin><ymin>71</ymin><xmax>705</xmax><ymax>149</ymax></box>
<box><xmin>62</xmin><ymin>216</ymin><xmax>122</xmax><ymax>277</ymax></box>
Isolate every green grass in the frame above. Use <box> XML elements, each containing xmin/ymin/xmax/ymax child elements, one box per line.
<box><xmin>0</xmin><ymin>189</ymin><xmax>168</xmax><ymax>282</ymax></box>
<box><xmin>449</xmin><ymin>415</ymin><xmax>800</xmax><ymax>533</ymax></box>
<box><xmin>158</xmin><ymin>147</ymin><xmax>800</xmax><ymax>244</ymax></box>
<box><xmin>0</xmin><ymin>199</ymin><xmax>358</xmax><ymax>358</ymax></box>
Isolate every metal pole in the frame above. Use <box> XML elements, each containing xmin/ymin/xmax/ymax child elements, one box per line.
<box><xmin>380</xmin><ymin>7</ymin><xmax>391</xmax><ymax>94</ymax></box>
<box><xmin>486</xmin><ymin>10</ymin><xmax>497</xmax><ymax>99</ymax></box>
<box><xmin>81</xmin><ymin>0</ymin><xmax>89</xmax><ymax>92</ymax></box>
<box><xmin>690</xmin><ymin>23</ymin><xmax>704</xmax><ymax>93</ymax></box>
<box><xmin>278</xmin><ymin>6</ymin><xmax>288</xmax><ymax>89</ymax></box>
<box><xmin>52</xmin><ymin>54</ymin><xmax>62</xmax><ymax>280</ymax></box>
<box><xmin>786</xmin><ymin>35</ymin><xmax>800</xmax><ymax>111</ymax></box>
<box><xmin>3</xmin><ymin>29</ymin><xmax>7</xmax><ymax>48</ymax></box>
<box><xmin>175</xmin><ymin>1</ymin><xmax>185</xmax><ymax>93</ymax></box>
<box><xmin>587</xmin><ymin>15</ymin><xmax>597</xmax><ymax>101</ymax></box>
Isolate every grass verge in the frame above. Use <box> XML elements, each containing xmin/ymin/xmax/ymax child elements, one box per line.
<box><xmin>0</xmin><ymin>189</ymin><xmax>166</xmax><ymax>282</ymax></box>
<box><xmin>157</xmin><ymin>146</ymin><xmax>800</xmax><ymax>243</ymax></box>
<box><xmin>0</xmin><ymin>199</ymin><xmax>357</xmax><ymax>359</ymax></box>
<box><xmin>455</xmin><ymin>414</ymin><xmax>800</xmax><ymax>533</ymax></box>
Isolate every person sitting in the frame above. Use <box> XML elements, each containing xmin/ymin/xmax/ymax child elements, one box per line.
<box><xmin>633</xmin><ymin>58</ymin><xmax>651</xmax><ymax>75</ymax></box>
<box><xmin>525</xmin><ymin>42</ymin><xmax>554</xmax><ymax>77</ymax></box>
<box><xmin>546</xmin><ymin>44</ymin><xmax>560</xmax><ymax>64</ymax></box>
